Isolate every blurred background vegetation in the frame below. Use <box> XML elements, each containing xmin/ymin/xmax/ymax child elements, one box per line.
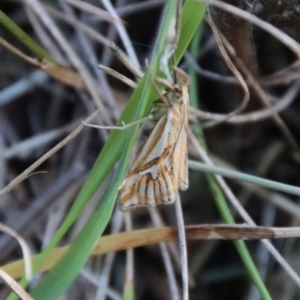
<box><xmin>1</xmin><ymin>0</ymin><xmax>300</xmax><ymax>299</ymax></box>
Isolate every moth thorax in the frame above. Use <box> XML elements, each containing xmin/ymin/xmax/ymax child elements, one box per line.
<box><xmin>167</xmin><ymin>90</ymin><xmax>182</xmax><ymax>104</ymax></box>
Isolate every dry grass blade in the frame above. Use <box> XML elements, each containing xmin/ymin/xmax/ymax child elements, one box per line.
<box><xmin>149</xmin><ymin>209</ymin><xmax>180</xmax><ymax>300</ymax></box>
<box><xmin>261</xmin><ymin>60</ymin><xmax>300</xmax><ymax>86</ymax></box>
<box><xmin>0</xmin><ymin>110</ymin><xmax>99</xmax><ymax>196</ymax></box>
<box><xmin>189</xmin><ymin>132</ymin><xmax>300</xmax><ymax>287</ymax></box>
<box><xmin>202</xmin><ymin>0</ymin><xmax>300</xmax><ymax>56</ymax></box>
<box><xmin>175</xmin><ymin>197</ymin><xmax>188</xmax><ymax>300</ymax></box>
<box><xmin>0</xmin><ymin>223</ymin><xmax>31</xmax><ymax>280</ymax></box>
<box><xmin>3</xmin><ymin>224</ymin><xmax>300</xmax><ymax>279</ymax></box>
<box><xmin>46</xmin><ymin>5</ymin><xmax>111</xmax><ymax>46</ymax></box>
<box><xmin>40</xmin><ymin>61</ymin><xmax>86</xmax><ymax>89</ymax></box>
<box><xmin>95</xmin><ymin>210</ymin><xmax>124</xmax><ymax>300</ymax></box>
<box><xmin>101</xmin><ymin>0</ymin><xmax>140</xmax><ymax>70</ymax></box>
<box><xmin>0</xmin><ymin>27</ymin><xmax>85</xmax><ymax>89</ymax></box>
<box><xmin>108</xmin><ymin>43</ymin><xmax>143</xmax><ymax>79</ymax></box>
<box><xmin>0</xmin><ymin>269</ymin><xmax>34</xmax><ymax>300</ymax></box>
<box><xmin>204</xmin><ymin>7</ymin><xmax>249</xmax><ymax>127</ymax></box>
<box><xmin>123</xmin><ymin>213</ymin><xmax>134</xmax><ymax>297</ymax></box>
<box><xmin>3</xmin><ymin>0</ymin><xmax>300</xmax><ymax>298</ymax></box>
<box><xmin>4</xmin><ymin>121</ymin><xmax>78</xmax><ymax>159</ymax></box>
<box><xmin>25</xmin><ymin>0</ymin><xmax>108</xmax><ymax>114</ymax></box>
<box><xmin>217</xmin><ymin>34</ymin><xmax>300</xmax><ymax>155</ymax></box>
<box><xmin>0</xmin><ymin>36</ymin><xmax>41</xmax><ymax>68</ymax></box>
<box><xmin>98</xmin><ymin>64</ymin><xmax>137</xmax><ymax>89</ymax></box>
<box><xmin>190</xmin><ymin>81</ymin><xmax>299</xmax><ymax>124</ymax></box>
<box><xmin>63</xmin><ymin>0</ymin><xmax>122</xmax><ymax>23</ymax></box>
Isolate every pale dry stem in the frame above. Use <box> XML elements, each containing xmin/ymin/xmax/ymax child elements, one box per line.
<box><xmin>189</xmin><ymin>131</ymin><xmax>300</xmax><ymax>287</ymax></box>
<box><xmin>0</xmin><ymin>110</ymin><xmax>100</xmax><ymax>196</ymax></box>
<box><xmin>205</xmin><ymin>8</ymin><xmax>249</xmax><ymax>127</ymax></box>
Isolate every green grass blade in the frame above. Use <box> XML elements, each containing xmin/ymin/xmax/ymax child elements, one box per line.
<box><xmin>0</xmin><ymin>10</ymin><xmax>54</xmax><ymax>62</ymax></box>
<box><xmin>203</xmin><ymin>177</ymin><xmax>271</xmax><ymax>300</ymax></box>
<box><xmin>123</xmin><ymin>284</ymin><xmax>135</xmax><ymax>300</ymax></box>
<box><xmin>30</xmin><ymin>176</ymin><xmax>117</xmax><ymax>300</ymax></box>
<box><xmin>5</xmin><ymin>2</ymin><xmax>205</xmax><ymax>299</ymax></box>
<box><xmin>25</xmin><ymin>1</ymin><xmax>206</xmax><ymax>300</ymax></box>
<box><xmin>188</xmin><ymin>31</ymin><xmax>271</xmax><ymax>300</ymax></box>
<box><xmin>189</xmin><ymin>160</ymin><xmax>300</xmax><ymax>197</ymax></box>
<box><xmin>175</xmin><ymin>1</ymin><xmax>206</xmax><ymax>61</ymax></box>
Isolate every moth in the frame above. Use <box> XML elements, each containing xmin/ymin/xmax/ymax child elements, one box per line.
<box><xmin>119</xmin><ymin>67</ymin><xmax>190</xmax><ymax>211</ymax></box>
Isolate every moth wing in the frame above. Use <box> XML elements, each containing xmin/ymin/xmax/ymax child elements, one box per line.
<box><xmin>119</xmin><ymin>109</ymin><xmax>182</xmax><ymax>211</ymax></box>
<box><xmin>177</xmin><ymin>95</ymin><xmax>189</xmax><ymax>191</ymax></box>
<box><xmin>175</xmin><ymin>115</ymin><xmax>188</xmax><ymax>191</ymax></box>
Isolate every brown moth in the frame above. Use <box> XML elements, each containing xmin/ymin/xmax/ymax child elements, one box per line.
<box><xmin>119</xmin><ymin>67</ymin><xmax>189</xmax><ymax>211</ymax></box>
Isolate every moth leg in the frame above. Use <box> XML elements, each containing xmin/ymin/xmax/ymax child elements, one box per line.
<box><xmin>82</xmin><ymin>115</ymin><xmax>153</xmax><ymax>131</ymax></box>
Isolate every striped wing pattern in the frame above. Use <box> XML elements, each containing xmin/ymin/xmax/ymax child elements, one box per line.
<box><xmin>119</xmin><ymin>69</ymin><xmax>189</xmax><ymax>211</ymax></box>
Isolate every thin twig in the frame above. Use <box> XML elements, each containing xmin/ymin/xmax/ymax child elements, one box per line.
<box><xmin>205</xmin><ymin>8</ymin><xmax>249</xmax><ymax>127</ymax></box>
<box><xmin>101</xmin><ymin>0</ymin><xmax>140</xmax><ymax>70</ymax></box>
<box><xmin>46</xmin><ymin>5</ymin><xmax>111</xmax><ymax>46</ymax></box>
<box><xmin>108</xmin><ymin>43</ymin><xmax>143</xmax><ymax>79</ymax></box>
<box><xmin>96</xmin><ymin>209</ymin><xmax>124</xmax><ymax>300</ymax></box>
<box><xmin>25</xmin><ymin>5</ymin><xmax>65</xmax><ymax>63</ymax></box>
<box><xmin>189</xmin><ymin>131</ymin><xmax>300</xmax><ymax>288</ymax></box>
<box><xmin>80</xmin><ymin>269</ymin><xmax>123</xmax><ymax>300</ymax></box>
<box><xmin>203</xmin><ymin>0</ymin><xmax>300</xmax><ymax>57</ymax></box>
<box><xmin>60</xmin><ymin>0</ymin><xmax>119</xmax><ymax>119</ymax></box>
<box><xmin>0</xmin><ymin>70</ymin><xmax>48</xmax><ymax>107</ymax></box>
<box><xmin>175</xmin><ymin>196</ymin><xmax>189</xmax><ymax>300</ymax></box>
<box><xmin>0</xmin><ymin>223</ymin><xmax>32</xmax><ymax>280</ymax></box>
<box><xmin>24</xmin><ymin>0</ymin><xmax>109</xmax><ymax>119</ymax></box>
<box><xmin>0</xmin><ymin>37</ymin><xmax>40</xmax><ymax>67</ymax></box>
<box><xmin>149</xmin><ymin>209</ymin><xmax>180</xmax><ymax>300</ymax></box>
<box><xmin>261</xmin><ymin>60</ymin><xmax>300</xmax><ymax>86</ymax></box>
<box><xmin>124</xmin><ymin>213</ymin><xmax>134</xmax><ymax>296</ymax></box>
<box><xmin>116</xmin><ymin>0</ymin><xmax>165</xmax><ymax>17</ymax></box>
<box><xmin>216</xmin><ymin>32</ymin><xmax>300</xmax><ymax>154</ymax></box>
<box><xmin>63</xmin><ymin>0</ymin><xmax>122</xmax><ymax>23</ymax></box>
<box><xmin>0</xmin><ymin>270</ymin><xmax>34</xmax><ymax>300</ymax></box>
<box><xmin>4</xmin><ymin>122</ymin><xmax>77</xmax><ymax>159</ymax></box>
<box><xmin>0</xmin><ymin>110</ymin><xmax>99</xmax><ymax>196</ymax></box>
<box><xmin>206</xmin><ymin>151</ymin><xmax>300</xmax><ymax>219</ymax></box>
<box><xmin>98</xmin><ymin>64</ymin><xmax>138</xmax><ymax>88</ymax></box>
<box><xmin>189</xmin><ymin>81</ymin><xmax>299</xmax><ymax>124</ymax></box>
<box><xmin>0</xmin><ymin>167</ymin><xmax>86</xmax><ymax>260</ymax></box>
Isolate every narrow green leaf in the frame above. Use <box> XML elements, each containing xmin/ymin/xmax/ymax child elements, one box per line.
<box><xmin>188</xmin><ymin>32</ymin><xmax>271</xmax><ymax>300</ymax></box>
<box><xmin>0</xmin><ymin>10</ymin><xmax>54</xmax><ymax>62</ymax></box>
<box><xmin>175</xmin><ymin>1</ymin><xmax>206</xmax><ymax>62</ymax></box>
<box><xmin>31</xmin><ymin>178</ymin><xmax>117</xmax><ymax>300</ymax></box>
<box><xmin>189</xmin><ymin>160</ymin><xmax>300</xmax><ymax>197</ymax></box>
<box><xmin>6</xmin><ymin>2</ymin><xmax>206</xmax><ymax>300</ymax></box>
<box><xmin>28</xmin><ymin>1</ymin><xmax>206</xmax><ymax>300</ymax></box>
<box><xmin>123</xmin><ymin>284</ymin><xmax>135</xmax><ymax>300</ymax></box>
